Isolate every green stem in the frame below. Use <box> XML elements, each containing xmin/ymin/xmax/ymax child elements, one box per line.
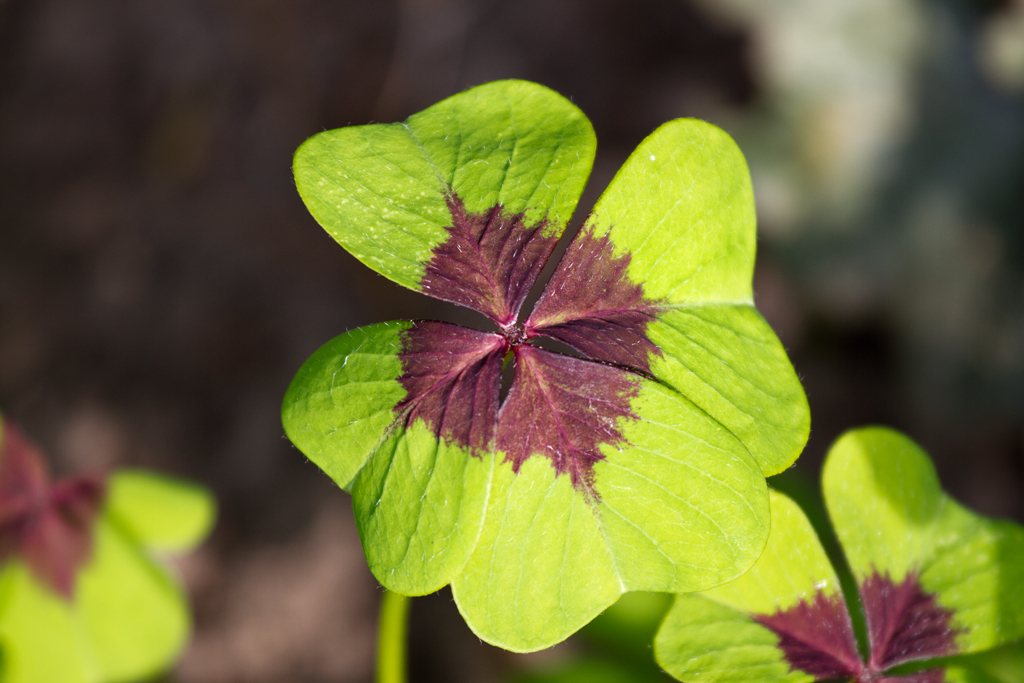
<box><xmin>377</xmin><ymin>589</ymin><xmax>411</xmax><ymax>683</ymax></box>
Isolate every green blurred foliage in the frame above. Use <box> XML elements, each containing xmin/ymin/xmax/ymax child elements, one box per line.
<box><xmin>509</xmin><ymin>592</ymin><xmax>675</xmax><ymax>683</ymax></box>
<box><xmin>0</xmin><ymin>469</ymin><xmax>215</xmax><ymax>683</ymax></box>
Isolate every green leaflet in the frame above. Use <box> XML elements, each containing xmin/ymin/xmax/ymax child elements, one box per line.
<box><xmin>452</xmin><ymin>377</ymin><xmax>769</xmax><ymax>652</ymax></box>
<box><xmin>684</xmin><ymin>491</ymin><xmax>841</xmax><ymax>614</ymax></box>
<box><xmin>582</xmin><ymin>120</ymin><xmax>809</xmax><ymax>477</ymax></box>
<box><xmin>589</xmin><ymin>120</ymin><xmax>756</xmax><ymax>305</ymax></box>
<box><xmin>282</xmin><ymin>322</ymin><xmax>409</xmax><ymax>491</ymax></box>
<box><xmin>592</xmin><ymin>379</ymin><xmax>768</xmax><ymax>593</ymax></box>
<box><xmin>293</xmin><ymin>79</ymin><xmax>595</xmax><ymax>292</ymax></box>
<box><xmin>823</xmin><ymin>428</ymin><xmax>1024</xmax><ymax>655</ymax></box>
<box><xmin>452</xmin><ymin>456</ymin><xmax>622</xmax><ymax>652</ymax></box>
<box><xmin>105</xmin><ymin>470</ymin><xmax>216</xmax><ymax>552</ymax></box>
<box><xmin>0</xmin><ymin>486</ymin><xmax>210</xmax><ymax>683</ymax></box>
<box><xmin>655</xmin><ymin>428</ymin><xmax>1024</xmax><ymax>683</ymax></box>
<box><xmin>647</xmin><ymin>306</ymin><xmax>806</xmax><ymax>478</ymax></box>
<box><xmin>654</xmin><ymin>491</ymin><xmax>838</xmax><ymax>683</ymax></box>
<box><xmin>352</xmin><ymin>421</ymin><xmax>493</xmax><ymax>595</ymax></box>
<box><xmin>283</xmin><ymin>321</ymin><xmax>496</xmax><ymax>596</ymax></box>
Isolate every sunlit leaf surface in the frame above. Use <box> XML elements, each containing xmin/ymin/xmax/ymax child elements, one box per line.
<box><xmin>655</xmin><ymin>427</ymin><xmax>1024</xmax><ymax>683</ymax></box>
<box><xmin>284</xmin><ymin>79</ymin><xmax>808</xmax><ymax>651</ymax></box>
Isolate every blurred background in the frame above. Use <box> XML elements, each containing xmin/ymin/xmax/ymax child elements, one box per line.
<box><xmin>1</xmin><ymin>0</ymin><xmax>1023</xmax><ymax>680</ymax></box>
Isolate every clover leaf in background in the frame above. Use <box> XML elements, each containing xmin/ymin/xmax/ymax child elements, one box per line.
<box><xmin>655</xmin><ymin>427</ymin><xmax>1024</xmax><ymax>683</ymax></box>
<box><xmin>0</xmin><ymin>417</ymin><xmax>216</xmax><ymax>683</ymax></box>
<box><xmin>282</xmin><ymin>79</ymin><xmax>809</xmax><ymax>651</ymax></box>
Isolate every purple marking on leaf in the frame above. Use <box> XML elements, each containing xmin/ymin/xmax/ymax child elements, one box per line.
<box><xmin>496</xmin><ymin>345</ymin><xmax>639</xmax><ymax>497</ymax></box>
<box><xmin>749</xmin><ymin>576</ymin><xmax>961</xmax><ymax>681</ymax></box>
<box><xmin>396</xmin><ymin>321</ymin><xmax>506</xmax><ymax>455</ymax></box>
<box><xmin>0</xmin><ymin>420</ymin><xmax>105</xmax><ymax>599</ymax></box>
<box><xmin>754</xmin><ymin>589</ymin><xmax>864</xmax><ymax>680</ymax></box>
<box><xmin>419</xmin><ymin>194</ymin><xmax>560</xmax><ymax>328</ymax></box>
<box><xmin>860</xmin><ymin>570</ymin><xmax>960</xmax><ymax>671</ymax></box>
<box><xmin>526</xmin><ymin>226</ymin><xmax>663</xmax><ymax>375</ymax></box>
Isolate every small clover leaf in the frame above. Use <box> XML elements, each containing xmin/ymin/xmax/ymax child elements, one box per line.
<box><xmin>654</xmin><ymin>427</ymin><xmax>1024</xmax><ymax>683</ymax></box>
<box><xmin>283</xmin><ymin>79</ymin><xmax>809</xmax><ymax>651</ymax></box>
<box><xmin>0</xmin><ymin>417</ymin><xmax>216</xmax><ymax>683</ymax></box>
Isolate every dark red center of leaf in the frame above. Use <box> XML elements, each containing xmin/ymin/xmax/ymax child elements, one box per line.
<box><xmin>396</xmin><ymin>322</ymin><xmax>505</xmax><ymax>455</ymax></box>
<box><xmin>752</xmin><ymin>570</ymin><xmax>960</xmax><ymax>683</ymax></box>
<box><xmin>420</xmin><ymin>194</ymin><xmax>561</xmax><ymax>327</ymax></box>
<box><xmin>860</xmin><ymin>571</ymin><xmax>960</xmax><ymax>671</ymax></box>
<box><xmin>754</xmin><ymin>589</ymin><xmax>863</xmax><ymax>680</ymax></box>
<box><xmin>526</xmin><ymin>226</ymin><xmax>663</xmax><ymax>376</ymax></box>
<box><xmin>0</xmin><ymin>421</ymin><xmax>106</xmax><ymax>599</ymax></box>
<box><xmin>497</xmin><ymin>345</ymin><xmax>639</xmax><ymax>497</ymax></box>
<box><xmin>393</xmin><ymin>195</ymin><xmax>665</xmax><ymax>494</ymax></box>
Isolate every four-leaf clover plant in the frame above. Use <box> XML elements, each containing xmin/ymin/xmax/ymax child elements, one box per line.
<box><xmin>282</xmin><ymin>79</ymin><xmax>809</xmax><ymax>651</ymax></box>
<box><xmin>655</xmin><ymin>427</ymin><xmax>1024</xmax><ymax>683</ymax></box>
<box><xmin>0</xmin><ymin>416</ymin><xmax>216</xmax><ymax>683</ymax></box>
